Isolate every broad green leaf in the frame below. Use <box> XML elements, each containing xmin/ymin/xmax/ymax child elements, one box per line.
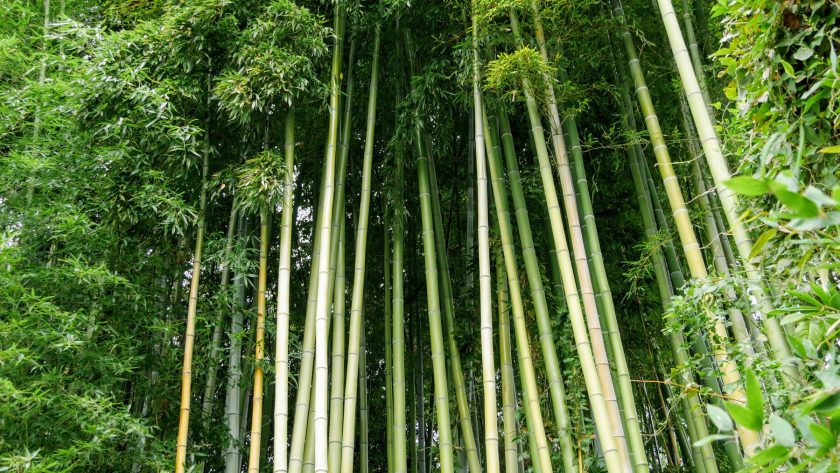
<box><xmin>706</xmin><ymin>404</ymin><xmax>733</xmax><ymax>432</ymax></box>
<box><xmin>725</xmin><ymin>402</ymin><xmax>763</xmax><ymax>431</ymax></box>
<box><xmin>808</xmin><ymin>423</ymin><xmax>837</xmax><ymax>449</ymax></box>
<box><xmin>724</xmin><ymin>176</ymin><xmax>769</xmax><ymax>196</ymax></box>
<box><xmin>793</xmin><ymin>46</ymin><xmax>814</xmax><ymax>61</ymax></box>
<box><xmin>780</xmin><ymin>59</ymin><xmax>796</xmax><ymax>77</ymax></box>
<box><xmin>817</xmin><ymin>145</ymin><xmax>840</xmax><ymax>154</ymax></box>
<box><xmin>692</xmin><ymin>433</ymin><xmax>732</xmax><ymax>447</ymax></box>
<box><xmin>749</xmin><ymin>228</ymin><xmax>776</xmax><ymax>259</ymax></box>
<box><xmin>786</xmin><ymin>335</ymin><xmax>807</xmax><ymax>358</ymax></box>
<box><xmin>745</xmin><ymin>368</ymin><xmax>764</xmax><ymax>421</ymax></box>
<box><xmin>769</xmin><ymin>414</ymin><xmax>796</xmax><ymax>447</ymax></box>
<box><xmin>832</xmin><ymin>186</ymin><xmax>840</xmax><ymax>204</ymax></box>
<box><xmin>745</xmin><ymin>445</ymin><xmax>789</xmax><ymax>466</ymax></box>
<box><xmin>773</xmin><ymin>189</ymin><xmax>820</xmax><ymax>217</ymax></box>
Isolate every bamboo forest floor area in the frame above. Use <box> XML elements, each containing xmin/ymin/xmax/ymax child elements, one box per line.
<box><xmin>2</xmin><ymin>1</ymin><xmax>840</xmax><ymax>472</ymax></box>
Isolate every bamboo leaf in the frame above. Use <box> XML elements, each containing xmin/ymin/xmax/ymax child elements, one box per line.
<box><xmin>809</xmin><ymin>424</ymin><xmax>837</xmax><ymax>449</ymax></box>
<box><xmin>745</xmin><ymin>368</ymin><xmax>764</xmax><ymax>421</ymax></box>
<box><xmin>706</xmin><ymin>404</ymin><xmax>734</xmax><ymax>432</ymax></box>
<box><xmin>724</xmin><ymin>176</ymin><xmax>769</xmax><ymax>196</ymax></box>
<box><xmin>725</xmin><ymin>402</ymin><xmax>762</xmax><ymax>431</ymax></box>
<box><xmin>818</xmin><ymin>145</ymin><xmax>840</xmax><ymax>154</ymax></box>
<box><xmin>693</xmin><ymin>433</ymin><xmax>732</xmax><ymax>447</ymax></box>
<box><xmin>770</xmin><ymin>414</ymin><xmax>796</xmax><ymax>447</ymax></box>
<box><xmin>749</xmin><ymin>229</ymin><xmax>777</xmax><ymax>259</ymax></box>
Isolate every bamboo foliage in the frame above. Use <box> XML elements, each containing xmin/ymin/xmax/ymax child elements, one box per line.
<box><xmin>12</xmin><ymin>3</ymin><xmax>836</xmax><ymax>473</ymax></box>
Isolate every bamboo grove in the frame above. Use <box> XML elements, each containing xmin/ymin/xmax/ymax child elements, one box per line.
<box><xmin>2</xmin><ymin>1</ymin><xmax>839</xmax><ymax>473</ymax></box>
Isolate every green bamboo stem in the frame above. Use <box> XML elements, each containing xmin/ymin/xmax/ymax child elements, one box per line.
<box><xmin>611</xmin><ymin>0</ymin><xmax>760</xmax><ymax>454</ymax></box>
<box><xmin>626</xmin><ymin>145</ymin><xmax>721</xmax><ymax>473</ymax></box>
<box><xmin>274</xmin><ymin>108</ymin><xmax>296</xmax><ymax>473</ymax></box>
<box><xmin>313</xmin><ymin>7</ymin><xmax>347</xmax><ymax>473</ymax></box>
<box><xmin>412</xmin><ymin>105</ymin><xmax>455</xmax><ymax>473</ymax></box>
<box><xmin>385</xmin><ymin>216</ymin><xmax>395</xmax><ymax>473</ymax></box>
<box><xmin>426</xmin><ymin>144</ymin><xmax>482</xmax><ymax>473</ymax></box>
<box><xmin>495</xmin><ymin>108</ymin><xmax>576</xmax><ymax>473</ymax></box>
<box><xmin>339</xmin><ymin>24</ymin><xmax>380</xmax><ymax>473</ymax></box>
<box><xmin>328</xmin><ymin>219</ymin><xmax>347</xmax><ymax>471</ymax></box>
<box><xmin>201</xmin><ymin>200</ymin><xmax>238</xmax><ymax>432</ymax></box>
<box><xmin>358</xmin><ymin>312</ymin><xmax>369</xmax><ymax>473</ymax></box>
<box><xmin>509</xmin><ymin>11</ymin><xmax>627</xmax><ymax>472</ymax></box>
<box><xmin>471</xmin><ymin>10</ymin><xmax>501</xmax><ymax>469</ymax></box>
<box><xmin>485</xmin><ymin>125</ymin><xmax>554</xmax><ymax>473</ymax></box>
<box><xmin>654</xmin><ymin>0</ymin><xmax>798</xmax><ymax>387</ymax></box>
<box><xmin>414</xmin><ymin>301</ymin><xmax>427</xmax><ymax>473</ymax></box>
<box><xmin>495</xmin><ymin>246</ymin><xmax>518</xmax><ymax>473</ymax></box>
<box><xmin>392</xmin><ymin>108</ymin><xmax>408</xmax><ymax>473</ymax></box>
<box><xmin>225</xmin><ymin>216</ymin><xmax>249</xmax><ymax>473</ymax></box>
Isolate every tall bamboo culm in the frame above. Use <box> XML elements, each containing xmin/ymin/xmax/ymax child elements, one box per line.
<box><xmin>654</xmin><ymin>0</ymin><xmax>797</xmax><ymax>385</ymax></box>
<box><xmin>174</xmin><ymin>126</ymin><xmax>210</xmax><ymax>473</ymax></box>
<box><xmin>611</xmin><ymin>0</ymin><xmax>759</xmax><ymax>456</ymax></box>
<box><xmin>470</xmin><ymin>7</ymin><xmax>500</xmax><ymax>472</ymax></box>
<box><xmin>274</xmin><ymin>108</ymin><xmax>296</xmax><ymax>473</ymax></box>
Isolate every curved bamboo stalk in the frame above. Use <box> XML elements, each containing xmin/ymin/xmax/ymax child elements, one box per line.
<box><xmin>654</xmin><ymin>0</ymin><xmax>798</xmax><ymax>386</ymax></box>
<box><xmin>611</xmin><ymin>0</ymin><xmax>758</xmax><ymax>456</ymax></box>
<box><xmin>509</xmin><ymin>10</ymin><xmax>627</xmax><ymax>472</ymax></box>
<box><xmin>339</xmin><ymin>24</ymin><xmax>380</xmax><ymax>473</ymax></box>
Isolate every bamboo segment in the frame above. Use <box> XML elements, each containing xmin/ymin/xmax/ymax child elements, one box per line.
<box><xmin>175</xmin><ymin>128</ymin><xmax>210</xmax><ymax>473</ymax></box>
<box><xmin>611</xmin><ymin>0</ymin><xmax>758</xmax><ymax>457</ymax></box>
<box><xmin>274</xmin><ymin>109</ymin><xmax>296</xmax><ymax>473</ymax></box>
<box><xmin>247</xmin><ymin>207</ymin><xmax>269</xmax><ymax>473</ymax></box>
<box><xmin>340</xmin><ymin>24</ymin><xmax>380</xmax><ymax>473</ymax></box>
<box><xmin>509</xmin><ymin>10</ymin><xmax>626</xmax><ymax>472</ymax></box>
<box><xmin>470</xmin><ymin>8</ymin><xmax>500</xmax><ymax>470</ymax></box>
<box><xmin>653</xmin><ymin>0</ymin><xmax>798</xmax><ymax>386</ymax></box>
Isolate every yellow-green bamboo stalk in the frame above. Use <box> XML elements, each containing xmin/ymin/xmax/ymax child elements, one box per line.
<box><xmin>247</xmin><ymin>206</ymin><xmax>270</xmax><ymax>472</ymax></box>
<box><xmin>612</xmin><ymin>0</ymin><xmax>759</xmax><ymax>455</ymax></box>
<box><xmin>174</xmin><ymin>126</ymin><xmax>210</xmax><ymax>473</ymax></box>
<box><xmin>313</xmin><ymin>7</ymin><xmax>347</xmax><ymax>473</ymax></box>
<box><xmin>509</xmin><ymin>10</ymin><xmax>627</xmax><ymax>472</ymax></box>
<box><xmin>654</xmin><ymin>0</ymin><xmax>798</xmax><ymax>386</ymax></box>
